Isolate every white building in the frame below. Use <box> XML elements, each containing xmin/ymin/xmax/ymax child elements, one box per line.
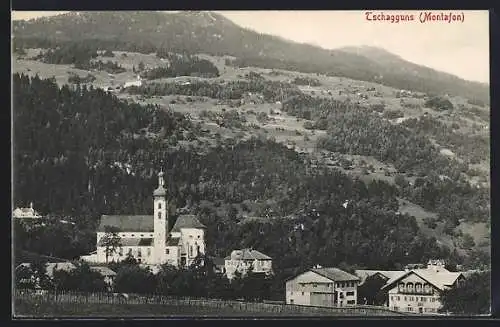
<box><xmin>81</xmin><ymin>170</ymin><xmax>206</xmax><ymax>268</ymax></box>
<box><xmin>123</xmin><ymin>75</ymin><xmax>143</xmax><ymax>88</ymax></box>
<box><xmin>13</xmin><ymin>203</ymin><xmax>42</xmax><ymax>219</ymax></box>
<box><xmin>224</xmin><ymin>248</ymin><xmax>273</xmax><ymax>280</ymax></box>
<box><xmin>381</xmin><ymin>260</ymin><xmax>465</xmax><ymax>314</ymax></box>
<box><xmin>286</xmin><ymin>267</ymin><xmax>360</xmax><ymax>307</ymax></box>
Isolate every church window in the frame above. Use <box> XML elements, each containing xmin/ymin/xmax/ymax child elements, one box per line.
<box><xmin>158</xmin><ymin>202</ymin><xmax>162</xmax><ymax>209</ymax></box>
<box><xmin>158</xmin><ymin>212</ymin><xmax>162</xmax><ymax>219</ymax></box>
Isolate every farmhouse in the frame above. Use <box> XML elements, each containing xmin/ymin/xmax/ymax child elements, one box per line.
<box><xmin>286</xmin><ymin>267</ymin><xmax>360</xmax><ymax>307</ymax></box>
<box><xmin>13</xmin><ymin>203</ymin><xmax>42</xmax><ymax>219</ymax></box>
<box><xmin>224</xmin><ymin>249</ymin><xmax>273</xmax><ymax>279</ymax></box>
<box><xmin>381</xmin><ymin>260</ymin><xmax>464</xmax><ymax>314</ymax></box>
<box><xmin>81</xmin><ymin>170</ymin><xmax>206</xmax><ymax>268</ymax></box>
<box><xmin>123</xmin><ymin>75</ymin><xmax>143</xmax><ymax>88</ymax></box>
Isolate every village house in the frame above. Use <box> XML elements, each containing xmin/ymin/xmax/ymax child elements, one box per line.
<box><xmin>13</xmin><ymin>202</ymin><xmax>42</xmax><ymax>219</ymax></box>
<box><xmin>286</xmin><ymin>266</ymin><xmax>360</xmax><ymax>307</ymax></box>
<box><xmin>123</xmin><ymin>75</ymin><xmax>143</xmax><ymax>88</ymax></box>
<box><xmin>381</xmin><ymin>260</ymin><xmax>465</xmax><ymax>314</ymax></box>
<box><xmin>81</xmin><ymin>170</ymin><xmax>206</xmax><ymax>268</ymax></box>
<box><xmin>16</xmin><ymin>262</ymin><xmax>117</xmax><ymax>290</ymax></box>
<box><xmin>224</xmin><ymin>248</ymin><xmax>273</xmax><ymax>280</ymax></box>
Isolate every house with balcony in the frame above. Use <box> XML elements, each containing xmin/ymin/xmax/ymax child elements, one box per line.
<box><xmin>381</xmin><ymin>260</ymin><xmax>465</xmax><ymax>314</ymax></box>
<box><xmin>286</xmin><ymin>266</ymin><xmax>360</xmax><ymax>307</ymax></box>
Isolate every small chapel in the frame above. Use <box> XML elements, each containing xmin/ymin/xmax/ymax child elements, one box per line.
<box><xmin>81</xmin><ymin>170</ymin><xmax>206</xmax><ymax>268</ymax></box>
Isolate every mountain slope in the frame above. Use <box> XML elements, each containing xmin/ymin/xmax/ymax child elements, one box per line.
<box><xmin>12</xmin><ymin>11</ymin><xmax>489</xmax><ymax>102</ymax></box>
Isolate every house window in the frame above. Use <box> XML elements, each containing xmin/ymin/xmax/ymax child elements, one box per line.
<box><xmin>128</xmin><ymin>249</ymin><xmax>132</xmax><ymax>256</ymax></box>
<box><xmin>166</xmin><ymin>249</ymin><xmax>170</xmax><ymax>255</ymax></box>
<box><xmin>140</xmin><ymin>234</ymin><xmax>144</xmax><ymax>237</ymax></box>
<box><xmin>391</xmin><ymin>296</ymin><xmax>394</xmax><ymax>301</ymax></box>
<box><xmin>131</xmin><ymin>234</ymin><xmax>135</xmax><ymax>237</ymax></box>
<box><xmin>346</xmin><ymin>291</ymin><xmax>354</xmax><ymax>296</ymax></box>
<box><xmin>398</xmin><ymin>283</ymin><xmax>405</xmax><ymax>292</ymax></box>
<box><xmin>189</xmin><ymin>246</ymin><xmax>193</xmax><ymax>257</ymax></box>
<box><xmin>197</xmin><ymin>235</ymin><xmax>200</xmax><ymax>239</ymax></box>
<box><xmin>158</xmin><ymin>202</ymin><xmax>162</xmax><ymax>209</ymax></box>
<box><xmin>347</xmin><ymin>300</ymin><xmax>355</xmax><ymax>305</ymax></box>
<box><xmin>394</xmin><ymin>307</ymin><xmax>399</xmax><ymax>311</ymax></box>
<box><xmin>119</xmin><ymin>247</ymin><xmax>123</xmax><ymax>256</ymax></box>
<box><xmin>147</xmin><ymin>248</ymin><xmax>151</xmax><ymax>256</ymax></box>
<box><xmin>397</xmin><ymin>296</ymin><xmax>400</xmax><ymax>301</ymax></box>
<box><xmin>302</xmin><ymin>292</ymin><xmax>304</xmax><ymax>296</ymax></box>
<box><xmin>420</xmin><ymin>297</ymin><xmax>424</xmax><ymax>302</ymax></box>
<box><xmin>415</xmin><ymin>283</ymin><xmax>422</xmax><ymax>293</ymax></box>
<box><xmin>138</xmin><ymin>249</ymin><xmax>142</xmax><ymax>257</ymax></box>
<box><xmin>313</xmin><ymin>283</ymin><xmax>317</xmax><ymax>288</ymax></box>
<box><xmin>406</xmin><ymin>282</ymin><xmax>414</xmax><ymax>293</ymax></box>
<box><xmin>158</xmin><ymin>212</ymin><xmax>162</xmax><ymax>219</ymax></box>
<box><xmin>404</xmin><ymin>296</ymin><xmax>407</xmax><ymax>301</ymax></box>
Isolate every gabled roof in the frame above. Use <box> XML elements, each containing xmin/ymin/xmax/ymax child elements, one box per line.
<box><xmin>90</xmin><ymin>266</ymin><xmax>116</xmax><ymax>276</ymax></box>
<box><xmin>225</xmin><ymin>249</ymin><xmax>272</xmax><ymax>261</ymax></box>
<box><xmin>381</xmin><ymin>269</ymin><xmax>463</xmax><ymax>292</ymax></box>
<box><xmin>98</xmin><ymin>215</ymin><xmax>154</xmax><ymax>232</ymax></box>
<box><xmin>311</xmin><ymin>267</ymin><xmax>360</xmax><ymax>282</ymax></box>
<box><xmin>170</xmin><ymin>214</ymin><xmax>206</xmax><ymax>232</ymax></box>
<box><xmin>354</xmin><ymin>270</ymin><xmax>402</xmax><ymax>285</ymax></box>
<box><xmin>97</xmin><ymin>237</ymin><xmax>153</xmax><ymax>247</ymax></box>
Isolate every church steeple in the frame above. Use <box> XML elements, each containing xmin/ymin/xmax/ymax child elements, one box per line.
<box><xmin>153</xmin><ymin>168</ymin><xmax>168</xmax><ymax>264</ymax></box>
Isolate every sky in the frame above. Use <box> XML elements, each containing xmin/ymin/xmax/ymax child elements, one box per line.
<box><xmin>11</xmin><ymin>10</ymin><xmax>490</xmax><ymax>83</ymax></box>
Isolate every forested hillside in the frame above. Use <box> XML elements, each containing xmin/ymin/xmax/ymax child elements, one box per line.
<box><xmin>15</xmin><ymin>73</ymin><xmax>488</xmax><ymax>284</ymax></box>
<box><xmin>12</xmin><ymin>11</ymin><xmax>489</xmax><ymax>103</ymax></box>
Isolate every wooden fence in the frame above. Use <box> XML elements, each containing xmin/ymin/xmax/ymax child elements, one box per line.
<box><xmin>14</xmin><ymin>289</ymin><xmax>406</xmax><ymax>316</ymax></box>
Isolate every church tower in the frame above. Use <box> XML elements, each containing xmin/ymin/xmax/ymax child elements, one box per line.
<box><xmin>153</xmin><ymin>169</ymin><xmax>168</xmax><ymax>265</ymax></box>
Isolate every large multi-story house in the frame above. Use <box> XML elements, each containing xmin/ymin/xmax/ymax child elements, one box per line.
<box><xmin>286</xmin><ymin>267</ymin><xmax>360</xmax><ymax>307</ymax></box>
<box><xmin>224</xmin><ymin>248</ymin><xmax>273</xmax><ymax>280</ymax></box>
<box><xmin>381</xmin><ymin>260</ymin><xmax>465</xmax><ymax>314</ymax></box>
<box><xmin>81</xmin><ymin>170</ymin><xmax>206</xmax><ymax>268</ymax></box>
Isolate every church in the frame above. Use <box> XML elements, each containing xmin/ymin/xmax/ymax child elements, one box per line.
<box><xmin>81</xmin><ymin>170</ymin><xmax>206</xmax><ymax>268</ymax></box>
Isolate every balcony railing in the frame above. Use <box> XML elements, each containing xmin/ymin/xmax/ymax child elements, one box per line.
<box><xmin>397</xmin><ymin>289</ymin><xmax>434</xmax><ymax>295</ymax></box>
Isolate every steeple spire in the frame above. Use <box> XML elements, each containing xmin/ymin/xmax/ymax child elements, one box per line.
<box><xmin>158</xmin><ymin>169</ymin><xmax>164</xmax><ymax>187</ymax></box>
<box><xmin>154</xmin><ymin>168</ymin><xmax>166</xmax><ymax>197</ymax></box>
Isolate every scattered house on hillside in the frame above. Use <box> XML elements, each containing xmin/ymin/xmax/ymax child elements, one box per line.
<box><xmin>13</xmin><ymin>203</ymin><xmax>42</xmax><ymax>219</ymax></box>
<box><xmin>224</xmin><ymin>248</ymin><xmax>273</xmax><ymax>279</ymax></box>
<box><xmin>80</xmin><ymin>170</ymin><xmax>206</xmax><ymax>268</ymax></box>
<box><xmin>381</xmin><ymin>260</ymin><xmax>465</xmax><ymax>314</ymax></box>
<box><xmin>286</xmin><ymin>266</ymin><xmax>360</xmax><ymax>307</ymax></box>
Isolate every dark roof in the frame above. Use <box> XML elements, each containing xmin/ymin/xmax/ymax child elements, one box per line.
<box><xmin>153</xmin><ymin>186</ymin><xmax>167</xmax><ymax>197</ymax></box>
<box><xmin>98</xmin><ymin>215</ymin><xmax>153</xmax><ymax>232</ymax></box>
<box><xmin>166</xmin><ymin>237</ymin><xmax>180</xmax><ymax>246</ymax></box>
<box><xmin>212</xmin><ymin>257</ymin><xmax>225</xmax><ymax>266</ymax></box>
<box><xmin>170</xmin><ymin>214</ymin><xmax>206</xmax><ymax>232</ymax></box>
<box><xmin>98</xmin><ymin>237</ymin><xmax>153</xmax><ymax>247</ymax></box>
<box><xmin>311</xmin><ymin>268</ymin><xmax>360</xmax><ymax>282</ymax></box>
